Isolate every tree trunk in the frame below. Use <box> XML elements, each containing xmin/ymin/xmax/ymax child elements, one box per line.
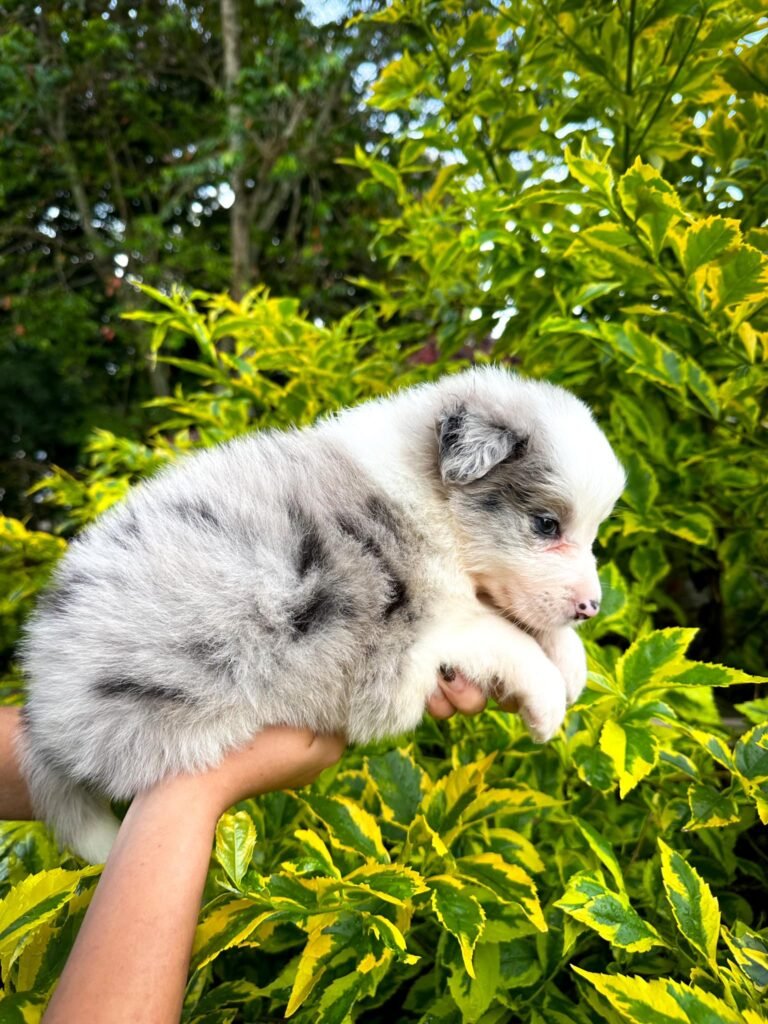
<box><xmin>220</xmin><ymin>0</ymin><xmax>249</xmax><ymax>300</ymax></box>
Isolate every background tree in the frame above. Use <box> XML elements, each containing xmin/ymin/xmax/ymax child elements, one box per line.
<box><xmin>0</xmin><ymin>0</ymin><xmax>396</xmax><ymax>520</ymax></box>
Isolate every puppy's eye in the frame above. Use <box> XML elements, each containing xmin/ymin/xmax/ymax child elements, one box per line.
<box><xmin>533</xmin><ymin>515</ymin><xmax>560</xmax><ymax>538</ymax></box>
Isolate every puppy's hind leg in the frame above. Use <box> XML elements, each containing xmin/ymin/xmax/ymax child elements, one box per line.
<box><xmin>18</xmin><ymin>740</ymin><xmax>120</xmax><ymax>864</ymax></box>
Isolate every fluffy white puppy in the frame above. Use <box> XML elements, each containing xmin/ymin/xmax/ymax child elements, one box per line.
<box><xmin>19</xmin><ymin>366</ymin><xmax>625</xmax><ymax>862</ymax></box>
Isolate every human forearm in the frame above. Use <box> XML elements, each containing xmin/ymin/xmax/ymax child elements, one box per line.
<box><xmin>43</xmin><ymin>775</ymin><xmax>220</xmax><ymax>1024</ymax></box>
<box><xmin>42</xmin><ymin>728</ymin><xmax>344</xmax><ymax>1024</ymax></box>
<box><xmin>0</xmin><ymin>706</ymin><xmax>34</xmax><ymax>820</ymax></box>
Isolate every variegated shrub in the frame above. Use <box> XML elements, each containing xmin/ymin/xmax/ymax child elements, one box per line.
<box><xmin>2</xmin><ymin>0</ymin><xmax>768</xmax><ymax>1020</ymax></box>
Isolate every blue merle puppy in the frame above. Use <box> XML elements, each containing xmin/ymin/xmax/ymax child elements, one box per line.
<box><xmin>19</xmin><ymin>366</ymin><xmax>625</xmax><ymax>862</ymax></box>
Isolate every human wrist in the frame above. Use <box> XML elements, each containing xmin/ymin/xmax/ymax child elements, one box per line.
<box><xmin>130</xmin><ymin>770</ymin><xmax>228</xmax><ymax>831</ymax></box>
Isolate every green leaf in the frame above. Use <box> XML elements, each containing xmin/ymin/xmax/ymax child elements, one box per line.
<box><xmin>285</xmin><ymin>912</ymin><xmax>359</xmax><ymax>1018</ymax></box>
<box><xmin>456</xmin><ymin>853</ymin><xmax>547</xmax><ymax>932</ymax></box>
<box><xmin>684</xmin><ymin>783</ymin><xmax>741</xmax><ymax>831</ymax></box>
<box><xmin>734</xmin><ymin>724</ymin><xmax>768</xmax><ymax>783</ymax></box>
<box><xmin>555</xmin><ymin>871</ymin><xmax>664</xmax><ymax>953</ymax></box>
<box><xmin>574</xmin><ymin>968</ymin><xmax>744</xmax><ymax>1023</ymax></box>
<box><xmin>447</xmin><ymin>941</ymin><xmax>501</xmax><ymax>1022</ymax></box>
<box><xmin>304</xmin><ymin>795</ymin><xmax>389</xmax><ymax>863</ymax></box>
<box><xmin>618</xmin><ymin>158</ymin><xmax>688</xmax><ymax>255</ymax></box>
<box><xmin>618</xmin><ymin>628</ymin><xmax>697</xmax><ymax>695</ymax></box>
<box><xmin>681</xmin><ymin>216</ymin><xmax>741</xmax><ymax>275</ymax></box>
<box><xmin>564</xmin><ymin>142</ymin><xmax>614</xmax><ymax>199</ymax></box>
<box><xmin>658</xmin><ymin>839</ymin><xmax>720</xmax><ymax>968</ymax></box>
<box><xmin>342</xmin><ymin>863</ymin><xmax>427</xmax><ymax>905</ymax></box>
<box><xmin>215</xmin><ymin>811</ymin><xmax>256</xmax><ymax>888</ymax></box>
<box><xmin>366</xmin><ymin>748</ymin><xmax>425</xmax><ymax>826</ymax></box>
<box><xmin>0</xmin><ymin>866</ymin><xmax>100</xmax><ymax>978</ymax></box>
<box><xmin>600</xmin><ymin>718</ymin><xmax>660</xmax><ymax>797</ymax></box>
<box><xmin>312</xmin><ymin>971</ymin><xmax>365</xmax><ymax>1024</ymax></box>
<box><xmin>191</xmin><ymin>898</ymin><xmax>283</xmax><ymax>972</ymax></box>
<box><xmin>722</xmin><ymin>924</ymin><xmax>768</xmax><ymax>991</ymax></box>
<box><xmin>709</xmin><ymin>246</ymin><xmax>768</xmax><ymax>311</ymax></box>
<box><xmin>292</xmin><ymin>829</ymin><xmax>341</xmax><ymax>879</ymax></box>
<box><xmin>573</xmin><ymin>818</ymin><xmax>625</xmax><ymax>891</ymax></box>
<box><xmin>430</xmin><ymin>876</ymin><xmax>486</xmax><ymax>978</ymax></box>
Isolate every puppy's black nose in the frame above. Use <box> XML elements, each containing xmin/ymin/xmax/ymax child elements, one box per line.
<box><xmin>574</xmin><ymin>598</ymin><xmax>600</xmax><ymax>620</ymax></box>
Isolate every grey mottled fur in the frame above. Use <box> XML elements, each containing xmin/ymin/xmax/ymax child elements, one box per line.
<box><xmin>19</xmin><ymin>367</ymin><xmax>625</xmax><ymax>861</ymax></box>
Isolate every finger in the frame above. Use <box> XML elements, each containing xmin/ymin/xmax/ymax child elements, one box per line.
<box><xmin>426</xmin><ymin>690</ymin><xmax>456</xmax><ymax>719</ymax></box>
<box><xmin>309</xmin><ymin>732</ymin><xmax>346</xmax><ymax>769</ymax></box>
<box><xmin>437</xmin><ymin>673</ymin><xmax>487</xmax><ymax>715</ymax></box>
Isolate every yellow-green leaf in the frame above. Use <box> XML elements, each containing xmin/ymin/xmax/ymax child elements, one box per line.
<box><xmin>573</xmin><ymin>818</ymin><xmax>625</xmax><ymax>891</ymax></box>
<box><xmin>292</xmin><ymin>829</ymin><xmax>341</xmax><ymax>879</ymax></box>
<box><xmin>555</xmin><ymin>871</ymin><xmax>663</xmax><ymax>953</ymax></box>
<box><xmin>191</xmin><ymin>898</ymin><xmax>282</xmax><ymax>972</ymax></box>
<box><xmin>305</xmin><ymin>795</ymin><xmax>389</xmax><ymax>863</ymax></box>
<box><xmin>722</xmin><ymin>924</ymin><xmax>768</xmax><ymax>991</ymax></box>
<box><xmin>0</xmin><ymin>866</ymin><xmax>100</xmax><ymax>978</ymax></box>
<box><xmin>457</xmin><ymin>853</ymin><xmax>546</xmax><ymax>932</ymax></box>
<box><xmin>680</xmin><ymin>216</ymin><xmax>741</xmax><ymax>276</ymax></box>
<box><xmin>430</xmin><ymin>876</ymin><xmax>486</xmax><ymax>978</ymax></box>
<box><xmin>574</xmin><ymin>968</ymin><xmax>743</xmax><ymax>1023</ymax></box>
<box><xmin>284</xmin><ymin>913</ymin><xmax>339</xmax><ymax>1018</ymax></box>
<box><xmin>658</xmin><ymin>839</ymin><xmax>720</xmax><ymax>968</ymax></box>
<box><xmin>600</xmin><ymin>719</ymin><xmax>659</xmax><ymax>797</ymax></box>
<box><xmin>684</xmin><ymin>783</ymin><xmax>740</xmax><ymax>831</ymax></box>
<box><xmin>215</xmin><ymin>811</ymin><xmax>256</xmax><ymax>888</ymax></box>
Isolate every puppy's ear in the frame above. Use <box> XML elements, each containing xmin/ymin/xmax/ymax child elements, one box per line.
<box><xmin>437</xmin><ymin>405</ymin><xmax>527</xmax><ymax>484</ymax></box>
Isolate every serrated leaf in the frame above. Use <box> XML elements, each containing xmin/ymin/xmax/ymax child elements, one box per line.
<box><xmin>555</xmin><ymin>871</ymin><xmax>664</xmax><ymax>953</ymax></box>
<box><xmin>430</xmin><ymin>876</ymin><xmax>486</xmax><ymax>978</ymax></box>
<box><xmin>0</xmin><ymin>866</ymin><xmax>100</xmax><ymax>977</ymax></box>
<box><xmin>292</xmin><ymin>829</ymin><xmax>341</xmax><ymax>879</ymax></box>
<box><xmin>304</xmin><ymin>795</ymin><xmax>389</xmax><ymax>863</ymax></box>
<box><xmin>457</xmin><ymin>853</ymin><xmax>547</xmax><ymax>932</ymax></box>
<box><xmin>684</xmin><ymin>783</ymin><xmax>740</xmax><ymax>831</ymax></box>
<box><xmin>191</xmin><ymin>898</ymin><xmax>283</xmax><ymax>972</ymax></box>
<box><xmin>366</xmin><ymin>748</ymin><xmax>425</xmax><ymax>826</ymax></box>
<box><xmin>722</xmin><ymin>924</ymin><xmax>768</xmax><ymax>991</ymax></box>
<box><xmin>658</xmin><ymin>839</ymin><xmax>720</xmax><ymax>967</ymax></box>
<box><xmin>734</xmin><ymin>724</ymin><xmax>768</xmax><ymax>783</ymax></box>
<box><xmin>573</xmin><ymin>818</ymin><xmax>625</xmax><ymax>891</ymax></box>
<box><xmin>343</xmin><ymin>863</ymin><xmax>427</xmax><ymax>905</ymax></box>
<box><xmin>708</xmin><ymin>245</ymin><xmax>768</xmax><ymax>311</ymax></box>
<box><xmin>422</xmin><ymin>754</ymin><xmax>495</xmax><ymax>832</ymax></box>
<box><xmin>618</xmin><ymin>158</ymin><xmax>688</xmax><ymax>255</ymax></box>
<box><xmin>447</xmin><ymin>941</ymin><xmax>501</xmax><ymax>1022</ymax></box>
<box><xmin>312</xmin><ymin>971</ymin><xmax>364</xmax><ymax>1024</ymax></box>
<box><xmin>681</xmin><ymin>216</ymin><xmax>741</xmax><ymax>276</ymax></box>
<box><xmin>618</xmin><ymin>628</ymin><xmax>697</xmax><ymax>695</ymax></box>
<box><xmin>574</xmin><ymin>968</ymin><xmax>743</xmax><ymax>1023</ymax></box>
<box><xmin>564</xmin><ymin>142</ymin><xmax>614</xmax><ymax>198</ymax></box>
<box><xmin>284</xmin><ymin>912</ymin><xmax>343</xmax><ymax>1018</ymax></box>
<box><xmin>600</xmin><ymin>719</ymin><xmax>659</xmax><ymax>797</ymax></box>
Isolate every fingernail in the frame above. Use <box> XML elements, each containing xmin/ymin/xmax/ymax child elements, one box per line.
<box><xmin>439</xmin><ymin>664</ymin><xmax>456</xmax><ymax>682</ymax></box>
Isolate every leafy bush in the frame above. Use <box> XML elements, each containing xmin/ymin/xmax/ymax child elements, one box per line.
<box><xmin>1</xmin><ymin>1</ymin><xmax>767</xmax><ymax>1021</ymax></box>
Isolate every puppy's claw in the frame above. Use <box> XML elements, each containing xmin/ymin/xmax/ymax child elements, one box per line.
<box><xmin>439</xmin><ymin>664</ymin><xmax>456</xmax><ymax>682</ymax></box>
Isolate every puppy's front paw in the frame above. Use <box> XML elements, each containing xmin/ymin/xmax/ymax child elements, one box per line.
<box><xmin>539</xmin><ymin>626</ymin><xmax>587</xmax><ymax>707</ymax></box>
<box><xmin>507</xmin><ymin>658</ymin><xmax>567</xmax><ymax>743</ymax></box>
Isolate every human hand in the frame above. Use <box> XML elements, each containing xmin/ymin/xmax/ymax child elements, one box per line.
<box><xmin>138</xmin><ymin>727</ymin><xmax>345</xmax><ymax>825</ymax></box>
<box><xmin>426</xmin><ymin>669</ymin><xmax>532</xmax><ymax>720</ymax></box>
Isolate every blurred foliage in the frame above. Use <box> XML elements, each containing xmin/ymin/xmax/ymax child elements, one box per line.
<box><xmin>1</xmin><ymin>0</ymin><xmax>767</xmax><ymax>1021</ymax></box>
<box><xmin>0</xmin><ymin>0</ymin><xmax>399</xmax><ymax>519</ymax></box>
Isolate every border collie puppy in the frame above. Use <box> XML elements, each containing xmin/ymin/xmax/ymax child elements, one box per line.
<box><xmin>20</xmin><ymin>366</ymin><xmax>625</xmax><ymax>861</ymax></box>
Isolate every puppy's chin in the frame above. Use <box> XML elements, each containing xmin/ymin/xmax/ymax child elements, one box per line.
<box><xmin>475</xmin><ymin>583</ymin><xmax>571</xmax><ymax>635</ymax></box>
